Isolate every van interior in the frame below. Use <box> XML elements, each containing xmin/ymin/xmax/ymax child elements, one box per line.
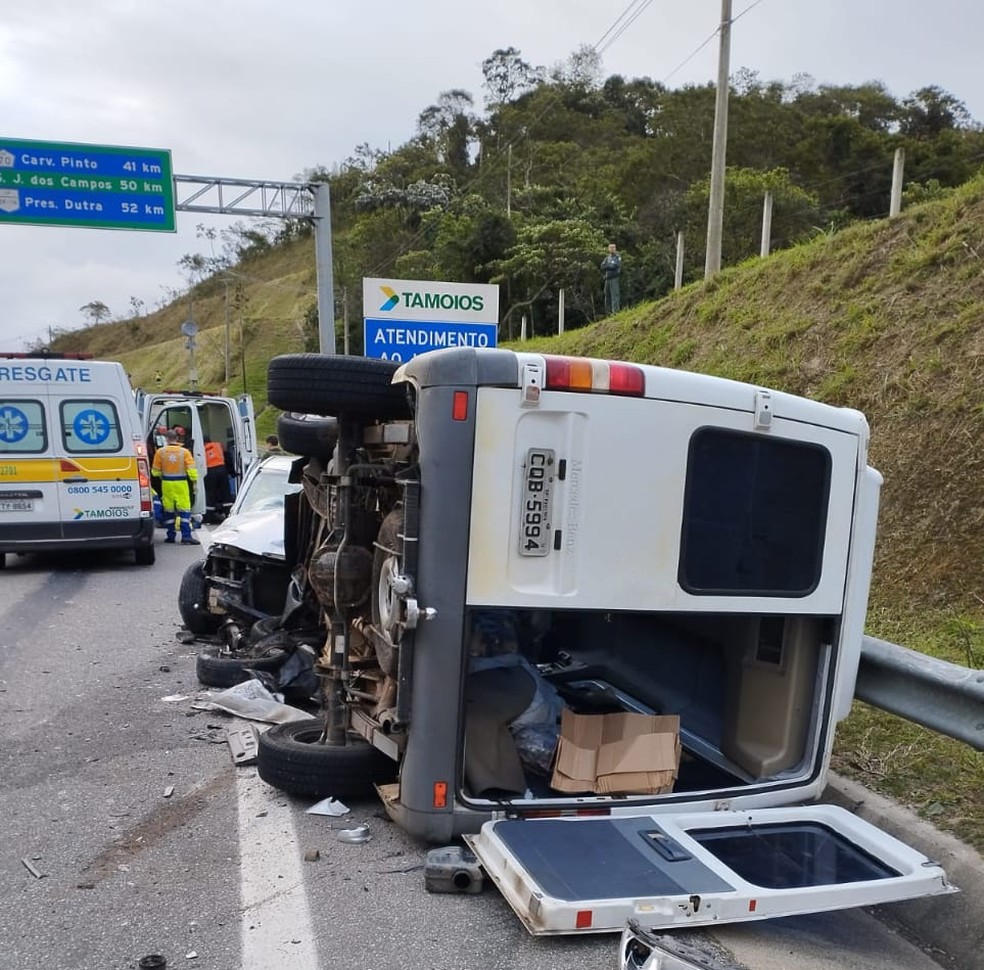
<box><xmin>460</xmin><ymin>607</ymin><xmax>834</xmax><ymax>805</ymax></box>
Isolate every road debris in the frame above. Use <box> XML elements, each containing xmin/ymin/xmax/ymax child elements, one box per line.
<box><xmin>306</xmin><ymin>796</ymin><xmax>349</xmax><ymax>816</ymax></box>
<box><xmin>227</xmin><ymin>727</ymin><xmax>259</xmax><ymax>765</ymax></box>
<box><xmin>138</xmin><ymin>956</ymin><xmax>167</xmax><ymax>970</ymax></box>
<box><xmin>191</xmin><ymin>679</ymin><xmax>309</xmax><ymax>724</ymax></box>
<box><xmin>163</xmin><ymin>786</ymin><xmax>175</xmax><ymax>798</ymax></box>
<box><xmin>336</xmin><ymin>823</ymin><xmax>371</xmax><ymax>844</ymax></box>
<box><xmin>303</xmin><ymin>849</ymin><xmax>320</xmax><ymax>862</ymax></box>
<box><xmin>21</xmin><ymin>857</ymin><xmax>45</xmax><ymax>879</ymax></box>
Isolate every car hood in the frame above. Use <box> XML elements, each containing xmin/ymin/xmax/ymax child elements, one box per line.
<box><xmin>208</xmin><ymin>508</ymin><xmax>285</xmax><ymax>559</ymax></box>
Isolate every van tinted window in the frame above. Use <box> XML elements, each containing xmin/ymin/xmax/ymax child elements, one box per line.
<box><xmin>60</xmin><ymin>399</ymin><xmax>123</xmax><ymax>453</ymax></box>
<box><xmin>0</xmin><ymin>400</ymin><xmax>47</xmax><ymax>453</ymax></box>
<box><xmin>679</xmin><ymin>428</ymin><xmax>830</xmax><ymax>595</ymax></box>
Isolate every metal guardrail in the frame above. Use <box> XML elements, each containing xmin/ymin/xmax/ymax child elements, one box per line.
<box><xmin>857</xmin><ymin>636</ymin><xmax>984</xmax><ymax>751</ymax></box>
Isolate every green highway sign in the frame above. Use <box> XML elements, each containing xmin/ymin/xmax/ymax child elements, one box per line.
<box><xmin>0</xmin><ymin>137</ymin><xmax>175</xmax><ymax>232</ymax></box>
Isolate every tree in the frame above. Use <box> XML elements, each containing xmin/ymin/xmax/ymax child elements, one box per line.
<box><xmin>551</xmin><ymin>44</ymin><xmax>603</xmax><ymax>93</ymax></box>
<box><xmin>417</xmin><ymin>89</ymin><xmax>476</xmax><ymax>173</ymax></box>
<box><xmin>681</xmin><ymin>167</ymin><xmax>821</xmax><ymax>278</ymax></box>
<box><xmin>491</xmin><ymin>218</ymin><xmax>607</xmax><ymax>335</ymax></box>
<box><xmin>901</xmin><ymin>86</ymin><xmax>974</xmax><ymax>138</ymax></box>
<box><xmin>481</xmin><ymin>47</ymin><xmax>543</xmax><ymax>108</ymax></box>
<box><xmin>79</xmin><ymin>301</ymin><xmax>110</xmax><ymax>325</ymax></box>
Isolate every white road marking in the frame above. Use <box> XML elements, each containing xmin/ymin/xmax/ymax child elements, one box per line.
<box><xmin>237</xmin><ymin>767</ymin><xmax>320</xmax><ymax>969</ymax></box>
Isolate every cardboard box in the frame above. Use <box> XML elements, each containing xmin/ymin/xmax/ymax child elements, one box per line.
<box><xmin>550</xmin><ymin>709</ymin><xmax>680</xmax><ymax>795</ymax></box>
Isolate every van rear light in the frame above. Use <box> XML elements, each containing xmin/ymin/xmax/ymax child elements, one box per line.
<box><xmin>433</xmin><ymin>781</ymin><xmax>448</xmax><ymax>809</ymax></box>
<box><xmin>452</xmin><ymin>390</ymin><xmax>469</xmax><ymax>421</ymax></box>
<box><xmin>543</xmin><ymin>356</ymin><xmax>645</xmax><ymax>397</ymax></box>
<box><xmin>137</xmin><ymin>457</ymin><xmax>153</xmax><ymax>513</ymax></box>
<box><xmin>575</xmin><ymin>910</ymin><xmax>593</xmax><ymax>929</ymax></box>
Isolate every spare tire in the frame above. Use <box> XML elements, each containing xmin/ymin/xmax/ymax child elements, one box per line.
<box><xmin>277</xmin><ymin>412</ymin><xmax>338</xmax><ymax>462</ymax></box>
<box><xmin>257</xmin><ymin>718</ymin><xmax>396</xmax><ymax>798</ymax></box>
<box><xmin>267</xmin><ymin>355</ymin><xmax>412</xmax><ymax>420</ymax></box>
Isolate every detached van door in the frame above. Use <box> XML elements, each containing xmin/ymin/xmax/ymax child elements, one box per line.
<box><xmin>465</xmin><ymin>804</ymin><xmax>953</xmax><ymax>936</ymax></box>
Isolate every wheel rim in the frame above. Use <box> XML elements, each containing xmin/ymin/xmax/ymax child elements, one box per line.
<box><xmin>376</xmin><ymin>555</ymin><xmax>400</xmax><ymax>640</ymax></box>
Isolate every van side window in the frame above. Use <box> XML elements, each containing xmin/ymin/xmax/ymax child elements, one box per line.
<box><xmin>59</xmin><ymin>399</ymin><xmax>123</xmax><ymax>453</ymax></box>
<box><xmin>679</xmin><ymin>428</ymin><xmax>831</xmax><ymax>596</ymax></box>
<box><xmin>0</xmin><ymin>399</ymin><xmax>47</xmax><ymax>453</ymax></box>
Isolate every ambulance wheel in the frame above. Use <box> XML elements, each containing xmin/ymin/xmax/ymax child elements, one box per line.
<box><xmin>179</xmin><ymin>560</ymin><xmax>222</xmax><ymax>635</ymax></box>
<box><xmin>135</xmin><ymin>545</ymin><xmax>156</xmax><ymax>566</ymax></box>
<box><xmin>267</xmin><ymin>355</ymin><xmax>412</xmax><ymax>420</ymax></box>
<box><xmin>276</xmin><ymin>412</ymin><xmax>338</xmax><ymax>462</ymax></box>
<box><xmin>256</xmin><ymin>718</ymin><xmax>396</xmax><ymax>798</ymax></box>
<box><xmin>195</xmin><ymin>644</ymin><xmax>288</xmax><ymax>689</ymax></box>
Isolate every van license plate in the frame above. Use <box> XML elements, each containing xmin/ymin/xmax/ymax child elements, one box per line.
<box><xmin>0</xmin><ymin>499</ymin><xmax>33</xmax><ymax>512</ymax></box>
<box><xmin>519</xmin><ymin>448</ymin><xmax>554</xmax><ymax>557</ymax></box>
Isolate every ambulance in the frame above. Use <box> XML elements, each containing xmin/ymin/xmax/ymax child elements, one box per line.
<box><xmin>0</xmin><ymin>353</ymin><xmax>156</xmax><ymax>568</ymax></box>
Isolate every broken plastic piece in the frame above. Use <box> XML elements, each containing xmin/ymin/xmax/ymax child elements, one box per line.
<box><xmin>163</xmin><ymin>786</ymin><xmax>175</xmax><ymax>798</ymax></box>
<box><xmin>306</xmin><ymin>796</ymin><xmax>350</xmax><ymax>817</ymax></box>
<box><xmin>336</xmin><ymin>823</ymin><xmax>371</xmax><ymax>844</ymax></box>
<box><xmin>227</xmin><ymin>728</ymin><xmax>259</xmax><ymax>765</ymax></box>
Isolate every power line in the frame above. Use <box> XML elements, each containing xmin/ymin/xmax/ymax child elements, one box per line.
<box><xmin>596</xmin><ymin>0</ymin><xmax>656</xmax><ymax>56</ymax></box>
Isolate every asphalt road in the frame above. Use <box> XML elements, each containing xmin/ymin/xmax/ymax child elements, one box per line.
<box><xmin>0</xmin><ymin>532</ymin><xmax>962</xmax><ymax>970</ymax></box>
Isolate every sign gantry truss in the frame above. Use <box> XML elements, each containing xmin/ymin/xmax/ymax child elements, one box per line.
<box><xmin>174</xmin><ymin>174</ymin><xmax>315</xmax><ymax>219</ymax></box>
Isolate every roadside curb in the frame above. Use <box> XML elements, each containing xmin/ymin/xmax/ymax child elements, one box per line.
<box><xmin>823</xmin><ymin>772</ymin><xmax>984</xmax><ymax>970</ymax></box>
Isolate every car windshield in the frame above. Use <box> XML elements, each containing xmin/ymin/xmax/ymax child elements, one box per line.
<box><xmin>234</xmin><ymin>460</ymin><xmax>300</xmax><ymax>517</ymax></box>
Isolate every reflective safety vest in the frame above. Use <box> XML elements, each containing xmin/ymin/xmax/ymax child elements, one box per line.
<box><xmin>153</xmin><ymin>444</ymin><xmax>198</xmax><ymax>481</ymax></box>
<box><xmin>204</xmin><ymin>441</ymin><xmax>225</xmax><ymax>468</ymax></box>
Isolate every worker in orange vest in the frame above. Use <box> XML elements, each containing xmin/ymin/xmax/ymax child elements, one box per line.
<box><xmin>203</xmin><ymin>436</ymin><xmax>231</xmax><ymax>519</ymax></box>
<box><xmin>151</xmin><ymin>429</ymin><xmax>200</xmax><ymax>544</ymax></box>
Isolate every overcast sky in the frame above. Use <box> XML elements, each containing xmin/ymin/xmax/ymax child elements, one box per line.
<box><xmin>1</xmin><ymin>0</ymin><xmax>981</xmax><ymax>352</ymax></box>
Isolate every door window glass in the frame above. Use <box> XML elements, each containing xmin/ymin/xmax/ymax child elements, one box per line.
<box><xmin>60</xmin><ymin>399</ymin><xmax>123</xmax><ymax>453</ymax></box>
<box><xmin>0</xmin><ymin>399</ymin><xmax>47</xmax><ymax>453</ymax></box>
<box><xmin>679</xmin><ymin>428</ymin><xmax>830</xmax><ymax>595</ymax></box>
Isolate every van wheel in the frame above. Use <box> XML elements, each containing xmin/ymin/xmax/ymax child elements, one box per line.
<box><xmin>195</xmin><ymin>644</ymin><xmax>288</xmax><ymax>689</ymax></box>
<box><xmin>257</xmin><ymin>718</ymin><xmax>396</xmax><ymax>798</ymax></box>
<box><xmin>276</xmin><ymin>412</ymin><xmax>338</xmax><ymax>462</ymax></box>
<box><xmin>179</xmin><ymin>560</ymin><xmax>222</xmax><ymax>635</ymax></box>
<box><xmin>267</xmin><ymin>355</ymin><xmax>412</xmax><ymax>420</ymax></box>
<box><xmin>135</xmin><ymin>545</ymin><xmax>155</xmax><ymax>566</ymax></box>
<box><xmin>371</xmin><ymin>508</ymin><xmax>404</xmax><ymax>677</ymax></box>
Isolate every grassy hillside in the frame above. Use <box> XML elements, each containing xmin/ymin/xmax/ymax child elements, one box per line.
<box><xmin>52</xmin><ymin>175</ymin><xmax>984</xmax><ymax>849</ymax></box>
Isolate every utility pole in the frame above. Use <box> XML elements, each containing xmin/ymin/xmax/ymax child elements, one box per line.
<box><xmin>704</xmin><ymin>0</ymin><xmax>733</xmax><ymax>279</ymax></box>
<box><xmin>889</xmin><ymin>148</ymin><xmax>905</xmax><ymax>218</ymax></box>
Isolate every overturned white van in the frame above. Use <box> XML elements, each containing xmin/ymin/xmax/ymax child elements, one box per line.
<box><xmin>254</xmin><ymin>348</ymin><xmax>954</xmax><ymax>936</ymax></box>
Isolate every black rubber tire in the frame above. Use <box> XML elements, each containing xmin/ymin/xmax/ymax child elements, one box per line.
<box><xmin>257</xmin><ymin>718</ymin><xmax>396</xmax><ymax>798</ymax></box>
<box><xmin>276</xmin><ymin>412</ymin><xmax>338</xmax><ymax>462</ymax></box>
<box><xmin>247</xmin><ymin>615</ymin><xmax>283</xmax><ymax>645</ymax></box>
<box><xmin>267</xmin><ymin>354</ymin><xmax>412</xmax><ymax>420</ymax></box>
<box><xmin>195</xmin><ymin>645</ymin><xmax>288</xmax><ymax>689</ymax></box>
<box><xmin>135</xmin><ymin>544</ymin><xmax>156</xmax><ymax>566</ymax></box>
<box><xmin>179</xmin><ymin>560</ymin><xmax>221</xmax><ymax>634</ymax></box>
